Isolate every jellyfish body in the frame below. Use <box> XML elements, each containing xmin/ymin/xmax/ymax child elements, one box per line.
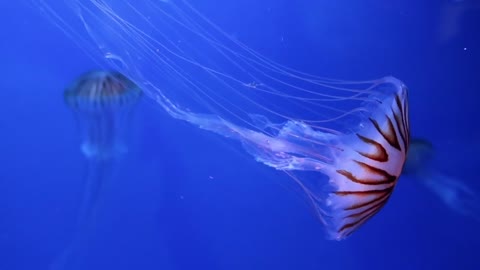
<box><xmin>174</xmin><ymin>77</ymin><xmax>409</xmax><ymax>240</ymax></box>
<box><xmin>33</xmin><ymin>0</ymin><xmax>409</xmax><ymax>239</ymax></box>
<box><xmin>404</xmin><ymin>139</ymin><xmax>480</xmax><ymax>222</ymax></box>
<box><xmin>65</xmin><ymin>70</ymin><xmax>141</xmax><ymax>224</ymax></box>
<box><xmin>50</xmin><ymin>70</ymin><xmax>141</xmax><ymax>270</ymax></box>
<box><xmin>65</xmin><ymin>70</ymin><xmax>142</xmax><ymax>160</ymax></box>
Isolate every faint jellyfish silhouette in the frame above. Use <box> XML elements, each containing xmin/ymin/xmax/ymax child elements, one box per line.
<box><xmin>50</xmin><ymin>70</ymin><xmax>141</xmax><ymax>270</ymax></box>
<box><xmin>404</xmin><ymin>138</ymin><xmax>480</xmax><ymax>222</ymax></box>
<box><xmin>437</xmin><ymin>0</ymin><xmax>480</xmax><ymax>44</ymax></box>
<box><xmin>65</xmin><ymin>70</ymin><xmax>141</xmax><ymax>160</ymax></box>
<box><xmin>32</xmin><ymin>0</ymin><xmax>409</xmax><ymax>240</ymax></box>
<box><xmin>65</xmin><ymin>70</ymin><xmax>141</xmax><ymax>220</ymax></box>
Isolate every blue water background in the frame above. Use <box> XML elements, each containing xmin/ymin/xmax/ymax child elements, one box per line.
<box><xmin>1</xmin><ymin>0</ymin><xmax>479</xmax><ymax>269</ymax></box>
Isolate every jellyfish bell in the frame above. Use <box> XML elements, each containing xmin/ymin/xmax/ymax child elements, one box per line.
<box><xmin>64</xmin><ymin>70</ymin><xmax>142</xmax><ymax>160</ymax></box>
<box><xmin>33</xmin><ymin>0</ymin><xmax>410</xmax><ymax>240</ymax></box>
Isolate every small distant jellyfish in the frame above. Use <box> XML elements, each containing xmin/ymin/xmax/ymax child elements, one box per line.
<box><xmin>64</xmin><ymin>70</ymin><xmax>142</xmax><ymax>160</ymax></box>
<box><xmin>64</xmin><ymin>70</ymin><xmax>141</xmax><ymax>222</ymax></box>
<box><xmin>33</xmin><ymin>0</ymin><xmax>409</xmax><ymax>240</ymax></box>
<box><xmin>404</xmin><ymin>138</ymin><xmax>480</xmax><ymax>222</ymax></box>
<box><xmin>50</xmin><ymin>70</ymin><xmax>141</xmax><ymax>270</ymax></box>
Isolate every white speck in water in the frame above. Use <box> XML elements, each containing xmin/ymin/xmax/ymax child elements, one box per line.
<box><xmin>464</xmin><ymin>47</ymin><xmax>467</xmax><ymax>51</ymax></box>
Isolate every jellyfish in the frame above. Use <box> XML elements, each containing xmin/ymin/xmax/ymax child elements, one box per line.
<box><xmin>64</xmin><ymin>70</ymin><xmax>141</xmax><ymax>161</ymax></box>
<box><xmin>64</xmin><ymin>70</ymin><xmax>141</xmax><ymax>221</ymax></box>
<box><xmin>404</xmin><ymin>139</ymin><xmax>480</xmax><ymax>222</ymax></box>
<box><xmin>32</xmin><ymin>0</ymin><xmax>409</xmax><ymax>240</ymax></box>
<box><xmin>51</xmin><ymin>70</ymin><xmax>141</xmax><ymax>269</ymax></box>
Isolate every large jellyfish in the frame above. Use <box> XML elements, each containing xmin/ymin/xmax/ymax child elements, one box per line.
<box><xmin>52</xmin><ymin>70</ymin><xmax>142</xmax><ymax>269</ymax></box>
<box><xmin>32</xmin><ymin>0</ymin><xmax>410</xmax><ymax>240</ymax></box>
<box><xmin>404</xmin><ymin>139</ymin><xmax>480</xmax><ymax>222</ymax></box>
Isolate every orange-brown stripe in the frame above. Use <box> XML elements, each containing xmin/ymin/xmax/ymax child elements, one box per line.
<box><xmin>345</xmin><ymin>189</ymin><xmax>392</xmax><ymax>210</ymax></box>
<box><xmin>356</xmin><ymin>134</ymin><xmax>389</xmax><ymax>162</ymax></box>
<box><xmin>336</xmin><ymin>161</ymin><xmax>396</xmax><ymax>186</ymax></box>
<box><xmin>335</xmin><ymin>186</ymin><xmax>393</xmax><ymax>196</ymax></box>
<box><xmin>397</xmin><ymin>93</ymin><xmax>410</xmax><ymax>146</ymax></box>
<box><xmin>345</xmin><ymin>193</ymin><xmax>391</xmax><ymax>219</ymax></box>
<box><xmin>370</xmin><ymin>116</ymin><xmax>401</xmax><ymax>151</ymax></box>
<box><xmin>338</xmin><ymin>204</ymin><xmax>384</xmax><ymax>234</ymax></box>
<box><xmin>392</xmin><ymin>108</ymin><xmax>407</xmax><ymax>151</ymax></box>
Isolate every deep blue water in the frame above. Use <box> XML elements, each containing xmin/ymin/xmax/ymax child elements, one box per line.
<box><xmin>1</xmin><ymin>0</ymin><xmax>480</xmax><ymax>269</ymax></box>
